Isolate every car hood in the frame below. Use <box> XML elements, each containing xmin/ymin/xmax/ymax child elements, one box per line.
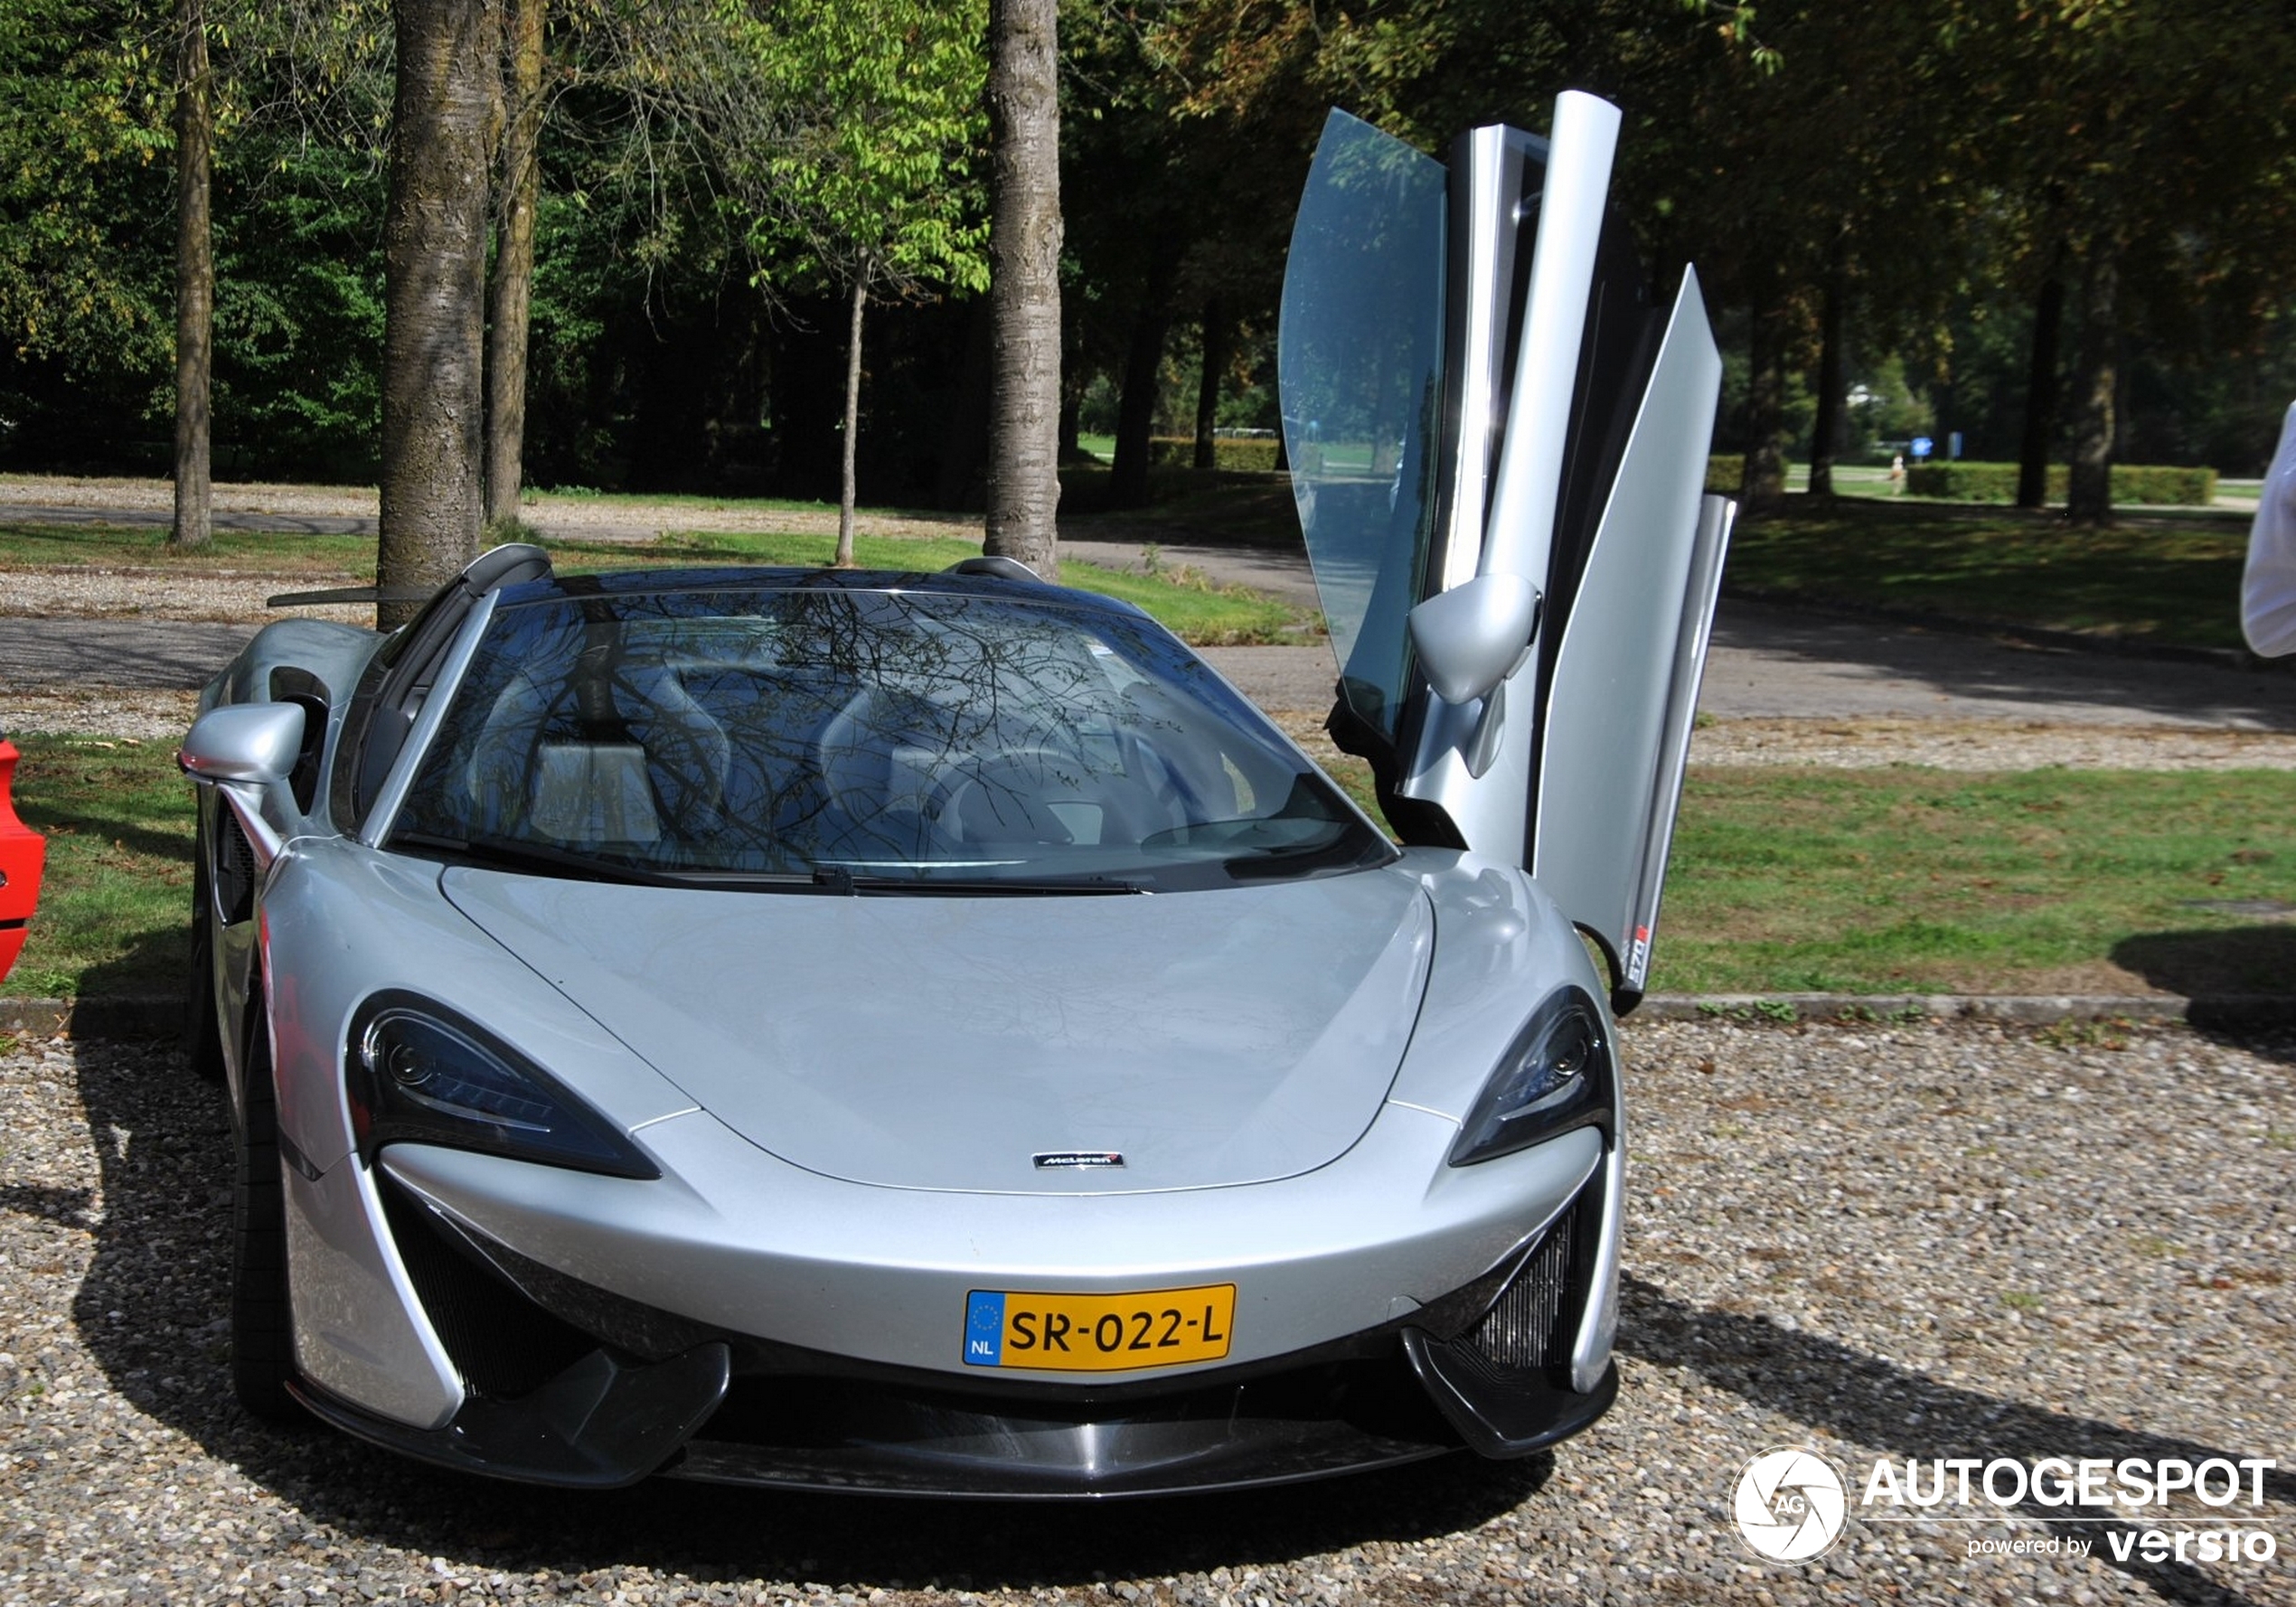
<box><xmin>441</xmin><ymin>869</ymin><xmax>1435</xmax><ymax>1194</ymax></box>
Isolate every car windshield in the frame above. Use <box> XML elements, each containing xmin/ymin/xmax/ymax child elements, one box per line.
<box><xmin>388</xmin><ymin>583</ymin><xmax>1393</xmax><ymax>891</ymax></box>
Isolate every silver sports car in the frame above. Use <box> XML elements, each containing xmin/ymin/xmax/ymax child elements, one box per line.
<box><xmin>180</xmin><ymin>91</ymin><xmax>1729</xmax><ymax>1497</ymax></box>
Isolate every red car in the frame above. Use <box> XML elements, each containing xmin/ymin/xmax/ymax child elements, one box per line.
<box><xmin>0</xmin><ymin>729</ymin><xmax>43</xmax><ymax>984</ymax></box>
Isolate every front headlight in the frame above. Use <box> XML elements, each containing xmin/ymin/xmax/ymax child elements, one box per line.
<box><xmin>348</xmin><ymin>993</ymin><xmax>658</xmax><ymax>1179</ymax></box>
<box><xmin>1448</xmin><ymin>985</ymin><xmax>1613</xmax><ymax>1166</ymax></box>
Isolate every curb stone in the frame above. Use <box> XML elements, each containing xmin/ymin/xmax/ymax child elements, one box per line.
<box><xmin>1632</xmin><ymin>991</ymin><xmax>2296</xmax><ymax>1028</ymax></box>
<box><xmin>8</xmin><ymin>991</ymin><xmax>2296</xmax><ymax>1042</ymax></box>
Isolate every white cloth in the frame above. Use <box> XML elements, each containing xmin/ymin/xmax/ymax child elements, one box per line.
<box><xmin>2243</xmin><ymin>400</ymin><xmax>2296</xmax><ymax>656</ymax></box>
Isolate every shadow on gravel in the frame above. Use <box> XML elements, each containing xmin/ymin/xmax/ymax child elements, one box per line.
<box><xmin>1620</xmin><ymin>1274</ymin><xmax>2289</xmax><ymax>1607</ymax></box>
<box><xmin>2113</xmin><ymin>928</ymin><xmax>2296</xmax><ymax>1046</ymax></box>
<box><xmin>55</xmin><ymin>1033</ymin><xmax>1547</xmax><ymax>1593</ymax></box>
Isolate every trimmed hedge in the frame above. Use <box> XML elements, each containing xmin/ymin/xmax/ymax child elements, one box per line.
<box><xmin>1147</xmin><ymin>436</ymin><xmax>1284</xmax><ymax>473</ymax></box>
<box><xmin>1904</xmin><ymin>460</ymin><xmax>2216</xmax><ymax>505</ymax></box>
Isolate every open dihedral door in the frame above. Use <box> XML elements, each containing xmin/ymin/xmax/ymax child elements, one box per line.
<box><xmin>1279</xmin><ymin>93</ymin><xmax>1732</xmax><ymax>1015</ymax></box>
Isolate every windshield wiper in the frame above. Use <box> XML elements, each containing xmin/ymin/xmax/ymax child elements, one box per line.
<box><xmin>391</xmin><ymin>831</ymin><xmax>718</xmax><ymax>888</ymax></box>
<box><xmin>822</xmin><ymin>868</ymin><xmax>1148</xmax><ymax>897</ymax></box>
<box><xmin>393</xmin><ymin>833</ymin><xmax>1148</xmax><ymax>896</ymax></box>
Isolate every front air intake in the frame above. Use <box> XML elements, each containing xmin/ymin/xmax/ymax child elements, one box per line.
<box><xmin>1468</xmin><ymin>1198</ymin><xmax>1578</xmax><ymax>1371</ymax></box>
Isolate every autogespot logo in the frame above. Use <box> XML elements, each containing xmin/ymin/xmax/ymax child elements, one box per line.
<box><xmin>1735</xmin><ymin>1446</ymin><xmax>1851</xmax><ymax>1562</ymax></box>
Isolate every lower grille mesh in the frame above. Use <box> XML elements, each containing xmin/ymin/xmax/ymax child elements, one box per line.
<box><xmin>1469</xmin><ymin>1200</ymin><xmax>1579</xmax><ymax>1371</ymax></box>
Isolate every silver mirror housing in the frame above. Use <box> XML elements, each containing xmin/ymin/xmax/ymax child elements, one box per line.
<box><xmin>1407</xmin><ymin>572</ymin><xmax>1541</xmax><ymax>706</ymax></box>
<box><xmin>180</xmin><ymin>702</ymin><xmax>306</xmax><ymax>787</ymax></box>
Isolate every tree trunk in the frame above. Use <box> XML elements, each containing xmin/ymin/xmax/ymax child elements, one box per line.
<box><xmin>379</xmin><ymin>0</ymin><xmax>498</xmax><ymax>627</ymax></box>
<box><xmin>1805</xmin><ymin>247</ymin><xmax>1845</xmax><ymax>500</ymax></box>
<box><xmin>169</xmin><ymin>0</ymin><xmax>212</xmax><ymax>550</ymax></box>
<box><xmin>1193</xmin><ymin>296</ymin><xmax>1227</xmax><ymax>472</ymax></box>
<box><xmin>484</xmin><ymin>0</ymin><xmax>544</xmax><ymax>529</ymax></box>
<box><xmin>1111</xmin><ymin>249</ymin><xmax>1179</xmax><ymax>509</ymax></box>
<box><xmin>1738</xmin><ymin>281</ymin><xmax>1791</xmax><ymax>514</ymax></box>
<box><xmin>836</xmin><ymin>271</ymin><xmax>867</xmax><ymax>568</ymax></box>
<box><xmin>983</xmin><ymin>0</ymin><xmax>1062</xmax><ymax>579</ymax></box>
<box><xmin>2065</xmin><ymin>248</ymin><xmax>2118</xmax><ymax>524</ymax></box>
<box><xmin>2017</xmin><ymin>273</ymin><xmax>2065</xmax><ymax>509</ymax></box>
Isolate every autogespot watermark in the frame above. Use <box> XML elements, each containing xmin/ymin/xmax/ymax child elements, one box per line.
<box><xmin>1733</xmin><ymin>1448</ymin><xmax>1850</xmax><ymax>1561</ymax></box>
<box><xmin>1732</xmin><ymin>1450</ymin><xmax>2281</xmax><ymax>1567</ymax></box>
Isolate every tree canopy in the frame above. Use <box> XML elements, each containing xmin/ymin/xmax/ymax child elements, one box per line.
<box><xmin>3</xmin><ymin>0</ymin><xmax>2291</xmax><ymax>531</ymax></box>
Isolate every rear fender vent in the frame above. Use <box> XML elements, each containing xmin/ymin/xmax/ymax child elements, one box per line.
<box><xmin>215</xmin><ymin>809</ymin><xmax>258</xmax><ymax>926</ymax></box>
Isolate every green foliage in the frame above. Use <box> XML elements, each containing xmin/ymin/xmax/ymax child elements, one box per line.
<box><xmin>0</xmin><ymin>0</ymin><xmax>174</xmax><ymax>377</ymax></box>
<box><xmin>1705</xmin><ymin>455</ymin><xmax>1744</xmax><ymax>493</ymax></box>
<box><xmin>732</xmin><ymin>0</ymin><xmax>989</xmax><ymax>299</ymax></box>
<box><xmin>0</xmin><ymin>0</ymin><xmax>396</xmax><ymax>471</ymax></box>
<box><xmin>1904</xmin><ymin>462</ymin><xmax>2217</xmax><ymax>506</ymax></box>
<box><xmin>211</xmin><ymin>152</ymin><xmax>388</xmax><ymax>478</ymax></box>
<box><xmin>3</xmin><ymin>0</ymin><xmax>2291</xmax><ymax>510</ymax></box>
<box><xmin>1146</xmin><ymin>436</ymin><xmax>1282</xmax><ymax>473</ymax></box>
<box><xmin>1846</xmin><ymin>354</ymin><xmax>1933</xmax><ymax>456</ymax></box>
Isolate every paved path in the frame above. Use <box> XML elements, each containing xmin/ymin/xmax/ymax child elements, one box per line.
<box><xmin>5</xmin><ymin>488</ymin><xmax>2290</xmax><ymax>728</ymax></box>
<box><xmin>0</xmin><ymin>617</ymin><xmax>253</xmax><ymax>690</ymax></box>
<box><xmin>1052</xmin><ymin>533</ymin><xmax>2296</xmax><ymax>728</ymax></box>
<box><xmin>0</xmin><ymin>502</ymin><xmax>373</xmax><ymax>537</ymax></box>
<box><xmin>8</xmin><ymin>599</ymin><xmax>2291</xmax><ymax>732</ymax></box>
<box><xmin>1698</xmin><ymin>598</ymin><xmax>2295</xmax><ymax>729</ymax></box>
<box><xmin>1208</xmin><ymin>599</ymin><xmax>2296</xmax><ymax>726</ymax></box>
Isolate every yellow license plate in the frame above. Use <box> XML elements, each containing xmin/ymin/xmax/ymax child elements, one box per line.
<box><xmin>963</xmin><ymin>1284</ymin><xmax>1237</xmax><ymax>1372</ymax></box>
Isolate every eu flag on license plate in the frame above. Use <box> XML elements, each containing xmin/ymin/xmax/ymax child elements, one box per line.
<box><xmin>964</xmin><ymin>1291</ymin><xmax>1006</xmax><ymax>1366</ymax></box>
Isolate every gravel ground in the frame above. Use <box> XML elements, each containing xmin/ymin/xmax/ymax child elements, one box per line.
<box><xmin>3</xmin><ymin>1019</ymin><xmax>2289</xmax><ymax>1606</ymax></box>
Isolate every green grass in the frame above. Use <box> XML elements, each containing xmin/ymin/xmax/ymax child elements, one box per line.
<box><xmin>1656</xmin><ymin>766</ymin><xmax>2296</xmax><ymax>995</ymax></box>
<box><xmin>5</xmin><ymin>734</ymin><xmax>193</xmax><ymax>999</ymax></box>
<box><xmin>1725</xmin><ymin>503</ymin><xmax>2254</xmax><ymax>651</ymax></box>
<box><xmin>1310</xmin><ymin>754</ymin><xmax>2296</xmax><ymax>998</ymax></box>
<box><xmin>0</xmin><ymin>521</ymin><xmax>1313</xmax><ymax>646</ymax></box>
<box><xmin>0</xmin><ymin>521</ymin><xmax>372</xmax><ymax>576</ymax></box>
<box><xmin>8</xmin><ymin>748</ymin><xmax>2293</xmax><ymax>1001</ymax></box>
<box><xmin>1061</xmin><ymin>465</ymin><xmax>1302</xmax><ymax>542</ymax></box>
<box><xmin>597</xmin><ymin>529</ymin><xmax>1309</xmax><ymax>644</ymax></box>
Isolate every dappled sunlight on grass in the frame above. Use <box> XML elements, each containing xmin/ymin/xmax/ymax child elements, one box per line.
<box><xmin>1655</xmin><ymin>766</ymin><xmax>2296</xmax><ymax>994</ymax></box>
<box><xmin>1726</xmin><ymin>503</ymin><xmax>2253</xmax><ymax>651</ymax></box>
<box><xmin>5</xmin><ymin>736</ymin><xmax>193</xmax><ymax>999</ymax></box>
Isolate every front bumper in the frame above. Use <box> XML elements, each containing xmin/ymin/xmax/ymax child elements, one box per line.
<box><xmin>281</xmin><ymin>1120</ymin><xmax>1621</xmax><ymax>1496</ymax></box>
<box><xmin>293</xmin><ymin>1336</ymin><xmax>1619</xmax><ymax>1499</ymax></box>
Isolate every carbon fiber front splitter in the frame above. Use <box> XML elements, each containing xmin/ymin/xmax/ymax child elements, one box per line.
<box><xmin>285</xmin><ymin>1338</ymin><xmax>1616</xmax><ymax>1498</ymax></box>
